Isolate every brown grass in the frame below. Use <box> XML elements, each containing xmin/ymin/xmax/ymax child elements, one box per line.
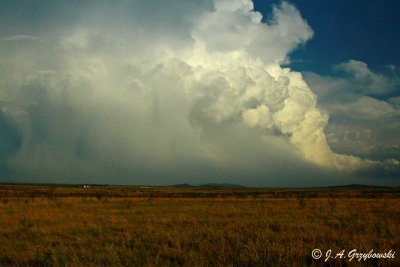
<box><xmin>0</xmin><ymin>185</ymin><xmax>399</xmax><ymax>266</ymax></box>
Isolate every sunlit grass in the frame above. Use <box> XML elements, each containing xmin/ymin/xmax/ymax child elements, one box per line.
<box><xmin>0</xmin><ymin>185</ymin><xmax>399</xmax><ymax>266</ymax></box>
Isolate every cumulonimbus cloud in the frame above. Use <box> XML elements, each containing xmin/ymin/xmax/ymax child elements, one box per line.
<box><xmin>0</xmin><ymin>0</ymin><xmax>398</xmax><ymax>185</ymax></box>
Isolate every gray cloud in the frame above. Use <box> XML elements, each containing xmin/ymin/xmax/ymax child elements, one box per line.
<box><xmin>333</xmin><ymin>60</ymin><xmax>400</xmax><ymax>96</ymax></box>
<box><xmin>1</xmin><ymin>34</ymin><xmax>40</xmax><ymax>42</ymax></box>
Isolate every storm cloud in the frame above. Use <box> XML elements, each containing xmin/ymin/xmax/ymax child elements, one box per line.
<box><xmin>0</xmin><ymin>0</ymin><xmax>398</xmax><ymax>186</ymax></box>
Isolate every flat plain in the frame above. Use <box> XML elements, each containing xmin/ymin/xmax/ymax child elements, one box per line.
<box><xmin>0</xmin><ymin>184</ymin><xmax>399</xmax><ymax>266</ymax></box>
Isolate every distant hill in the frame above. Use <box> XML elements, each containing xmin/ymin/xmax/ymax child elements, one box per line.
<box><xmin>2</xmin><ymin>182</ymin><xmax>396</xmax><ymax>189</ymax></box>
<box><xmin>172</xmin><ymin>183</ymin><xmax>194</xmax><ymax>188</ymax></box>
<box><xmin>172</xmin><ymin>183</ymin><xmax>246</xmax><ymax>188</ymax></box>
<box><xmin>170</xmin><ymin>183</ymin><xmax>394</xmax><ymax>189</ymax></box>
<box><xmin>318</xmin><ymin>184</ymin><xmax>393</xmax><ymax>189</ymax></box>
<box><xmin>198</xmin><ymin>183</ymin><xmax>246</xmax><ymax>188</ymax></box>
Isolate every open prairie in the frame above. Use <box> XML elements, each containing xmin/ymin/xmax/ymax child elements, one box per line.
<box><xmin>0</xmin><ymin>185</ymin><xmax>399</xmax><ymax>266</ymax></box>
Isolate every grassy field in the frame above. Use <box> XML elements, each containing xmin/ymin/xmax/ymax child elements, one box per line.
<box><xmin>0</xmin><ymin>185</ymin><xmax>399</xmax><ymax>266</ymax></box>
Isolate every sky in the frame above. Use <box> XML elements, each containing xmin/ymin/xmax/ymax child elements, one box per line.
<box><xmin>0</xmin><ymin>0</ymin><xmax>399</xmax><ymax>187</ymax></box>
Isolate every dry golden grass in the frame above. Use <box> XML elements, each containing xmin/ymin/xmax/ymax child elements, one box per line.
<box><xmin>0</xmin><ymin>185</ymin><xmax>399</xmax><ymax>266</ymax></box>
